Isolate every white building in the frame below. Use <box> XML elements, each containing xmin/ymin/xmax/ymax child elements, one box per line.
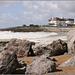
<box><xmin>65</xmin><ymin>19</ymin><xmax>74</xmax><ymax>24</ymax></box>
<box><xmin>48</xmin><ymin>17</ymin><xmax>74</xmax><ymax>26</ymax></box>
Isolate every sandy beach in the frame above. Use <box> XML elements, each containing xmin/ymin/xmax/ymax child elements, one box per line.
<box><xmin>0</xmin><ymin>30</ymin><xmax>74</xmax><ymax>74</ymax></box>
<box><xmin>18</xmin><ymin>54</ymin><xmax>75</xmax><ymax>74</ymax></box>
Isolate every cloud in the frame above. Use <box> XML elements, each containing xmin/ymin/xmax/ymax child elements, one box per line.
<box><xmin>53</xmin><ymin>1</ymin><xmax>75</xmax><ymax>17</ymax></box>
<box><xmin>0</xmin><ymin>12</ymin><xmax>22</xmax><ymax>28</ymax></box>
<box><xmin>22</xmin><ymin>1</ymin><xmax>59</xmax><ymax>25</ymax></box>
<box><xmin>0</xmin><ymin>1</ymin><xmax>15</xmax><ymax>8</ymax></box>
<box><xmin>0</xmin><ymin>1</ymin><xmax>75</xmax><ymax>28</ymax></box>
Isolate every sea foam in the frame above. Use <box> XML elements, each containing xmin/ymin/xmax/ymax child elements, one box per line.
<box><xmin>0</xmin><ymin>31</ymin><xmax>66</xmax><ymax>42</ymax></box>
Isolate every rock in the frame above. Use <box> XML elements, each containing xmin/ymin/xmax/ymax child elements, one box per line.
<box><xmin>40</xmin><ymin>53</ymin><xmax>56</xmax><ymax>61</ymax></box>
<box><xmin>14</xmin><ymin>60</ymin><xmax>27</xmax><ymax>74</ymax></box>
<box><xmin>64</xmin><ymin>52</ymin><xmax>68</xmax><ymax>55</ymax></box>
<box><xmin>18</xmin><ymin>60</ymin><xmax>27</xmax><ymax>68</ymax></box>
<box><xmin>31</xmin><ymin>53</ymin><xmax>56</xmax><ymax>63</ymax></box>
<box><xmin>67</xmin><ymin>30</ymin><xmax>75</xmax><ymax>56</ymax></box>
<box><xmin>31</xmin><ymin>53</ymin><xmax>51</xmax><ymax>63</ymax></box>
<box><xmin>4</xmin><ymin>38</ymin><xmax>35</xmax><ymax>57</ymax></box>
<box><xmin>59</xmin><ymin>56</ymin><xmax>75</xmax><ymax>66</ymax></box>
<box><xmin>31</xmin><ymin>57</ymin><xmax>40</xmax><ymax>63</ymax></box>
<box><xmin>40</xmin><ymin>53</ymin><xmax>51</xmax><ymax>58</ymax></box>
<box><xmin>0</xmin><ymin>41</ymin><xmax>9</xmax><ymax>49</ymax></box>
<box><xmin>0</xmin><ymin>50</ymin><xmax>19</xmax><ymax>74</ymax></box>
<box><xmin>0</xmin><ymin>41</ymin><xmax>9</xmax><ymax>52</ymax></box>
<box><xmin>31</xmin><ymin>54</ymin><xmax>56</xmax><ymax>62</ymax></box>
<box><xmin>25</xmin><ymin>57</ymin><xmax>56</xmax><ymax>75</ymax></box>
<box><xmin>33</xmin><ymin>39</ymin><xmax>67</xmax><ymax>56</ymax></box>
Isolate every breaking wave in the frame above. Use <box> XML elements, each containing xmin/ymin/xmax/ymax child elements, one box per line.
<box><xmin>0</xmin><ymin>31</ymin><xmax>66</xmax><ymax>42</ymax></box>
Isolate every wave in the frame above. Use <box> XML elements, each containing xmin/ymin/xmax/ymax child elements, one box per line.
<box><xmin>0</xmin><ymin>31</ymin><xmax>58</xmax><ymax>39</ymax></box>
<box><xmin>0</xmin><ymin>31</ymin><xmax>67</xmax><ymax>42</ymax></box>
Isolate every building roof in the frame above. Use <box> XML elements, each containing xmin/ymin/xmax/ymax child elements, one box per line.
<box><xmin>48</xmin><ymin>17</ymin><xmax>74</xmax><ymax>21</ymax></box>
<box><xmin>65</xmin><ymin>19</ymin><xmax>74</xmax><ymax>21</ymax></box>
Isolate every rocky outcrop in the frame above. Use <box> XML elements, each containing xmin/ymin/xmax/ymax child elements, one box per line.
<box><xmin>4</xmin><ymin>39</ymin><xmax>35</xmax><ymax>57</ymax></box>
<box><xmin>31</xmin><ymin>53</ymin><xmax>56</xmax><ymax>63</ymax></box>
<box><xmin>0</xmin><ymin>50</ymin><xmax>19</xmax><ymax>74</ymax></box>
<box><xmin>33</xmin><ymin>39</ymin><xmax>67</xmax><ymax>56</ymax></box>
<box><xmin>0</xmin><ymin>27</ymin><xmax>44</xmax><ymax>32</ymax></box>
<box><xmin>18</xmin><ymin>60</ymin><xmax>27</xmax><ymax>68</ymax></box>
<box><xmin>14</xmin><ymin>60</ymin><xmax>27</xmax><ymax>74</ymax></box>
<box><xmin>59</xmin><ymin>56</ymin><xmax>75</xmax><ymax>66</ymax></box>
<box><xmin>0</xmin><ymin>41</ymin><xmax>9</xmax><ymax>52</ymax></box>
<box><xmin>67</xmin><ymin>30</ymin><xmax>75</xmax><ymax>56</ymax></box>
<box><xmin>25</xmin><ymin>56</ymin><xmax>56</xmax><ymax>75</ymax></box>
<box><xmin>0</xmin><ymin>41</ymin><xmax>8</xmax><ymax>48</ymax></box>
<box><xmin>40</xmin><ymin>53</ymin><xmax>56</xmax><ymax>61</ymax></box>
<box><xmin>0</xmin><ymin>27</ymin><xmax>74</xmax><ymax>32</ymax></box>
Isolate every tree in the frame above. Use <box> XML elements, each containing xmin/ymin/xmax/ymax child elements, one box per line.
<box><xmin>23</xmin><ymin>24</ymin><xmax>26</xmax><ymax>27</ymax></box>
<box><xmin>29</xmin><ymin>24</ymin><xmax>34</xmax><ymax>27</ymax></box>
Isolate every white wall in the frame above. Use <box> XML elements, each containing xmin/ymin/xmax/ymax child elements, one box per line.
<box><xmin>65</xmin><ymin>21</ymin><xmax>74</xmax><ymax>24</ymax></box>
<box><xmin>60</xmin><ymin>21</ymin><xmax>65</xmax><ymax>25</ymax></box>
<box><xmin>48</xmin><ymin>20</ymin><xmax>74</xmax><ymax>26</ymax></box>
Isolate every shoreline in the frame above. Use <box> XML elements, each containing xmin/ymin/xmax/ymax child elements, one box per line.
<box><xmin>0</xmin><ymin>27</ymin><xmax>75</xmax><ymax>32</ymax></box>
<box><xmin>0</xmin><ymin>30</ymin><xmax>75</xmax><ymax>74</ymax></box>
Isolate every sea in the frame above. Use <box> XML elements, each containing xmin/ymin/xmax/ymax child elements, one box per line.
<box><xmin>0</xmin><ymin>31</ymin><xmax>67</xmax><ymax>43</ymax></box>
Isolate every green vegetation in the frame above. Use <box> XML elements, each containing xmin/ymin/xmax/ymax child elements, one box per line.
<box><xmin>29</xmin><ymin>24</ymin><xmax>39</xmax><ymax>27</ymax></box>
<box><xmin>13</xmin><ymin>24</ymin><xmax>40</xmax><ymax>28</ymax></box>
<box><xmin>21</xmin><ymin>24</ymin><xmax>39</xmax><ymax>28</ymax></box>
<box><xmin>23</xmin><ymin>24</ymin><xmax>26</xmax><ymax>27</ymax></box>
<box><xmin>13</xmin><ymin>23</ymin><xmax>75</xmax><ymax>29</ymax></box>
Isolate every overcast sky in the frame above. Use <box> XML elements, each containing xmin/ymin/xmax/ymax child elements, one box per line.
<box><xmin>0</xmin><ymin>0</ymin><xmax>75</xmax><ymax>28</ymax></box>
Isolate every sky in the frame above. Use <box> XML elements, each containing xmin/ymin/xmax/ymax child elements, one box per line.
<box><xmin>0</xmin><ymin>0</ymin><xmax>75</xmax><ymax>28</ymax></box>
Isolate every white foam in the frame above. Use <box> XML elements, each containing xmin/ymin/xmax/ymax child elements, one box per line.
<box><xmin>0</xmin><ymin>31</ymin><xmax>57</xmax><ymax>39</ymax></box>
<box><xmin>0</xmin><ymin>31</ymin><xmax>67</xmax><ymax>42</ymax></box>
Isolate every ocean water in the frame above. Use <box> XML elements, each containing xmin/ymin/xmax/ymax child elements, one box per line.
<box><xmin>0</xmin><ymin>31</ymin><xmax>67</xmax><ymax>42</ymax></box>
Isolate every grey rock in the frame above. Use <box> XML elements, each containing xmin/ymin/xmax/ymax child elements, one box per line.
<box><xmin>40</xmin><ymin>54</ymin><xmax>56</xmax><ymax>61</ymax></box>
<box><xmin>40</xmin><ymin>53</ymin><xmax>51</xmax><ymax>58</ymax></box>
<box><xmin>0</xmin><ymin>41</ymin><xmax>9</xmax><ymax>52</ymax></box>
<box><xmin>64</xmin><ymin>52</ymin><xmax>68</xmax><ymax>55</ymax></box>
<box><xmin>15</xmin><ymin>60</ymin><xmax>27</xmax><ymax>74</ymax></box>
<box><xmin>4</xmin><ymin>38</ymin><xmax>35</xmax><ymax>57</ymax></box>
<box><xmin>67</xmin><ymin>30</ymin><xmax>75</xmax><ymax>56</ymax></box>
<box><xmin>0</xmin><ymin>41</ymin><xmax>9</xmax><ymax>48</ymax></box>
<box><xmin>31</xmin><ymin>57</ymin><xmax>40</xmax><ymax>63</ymax></box>
<box><xmin>31</xmin><ymin>53</ymin><xmax>56</xmax><ymax>63</ymax></box>
<box><xmin>59</xmin><ymin>56</ymin><xmax>75</xmax><ymax>66</ymax></box>
<box><xmin>25</xmin><ymin>57</ymin><xmax>56</xmax><ymax>75</ymax></box>
<box><xmin>33</xmin><ymin>39</ymin><xmax>67</xmax><ymax>56</ymax></box>
<box><xmin>0</xmin><ymin>50</ymin><xmax>19</xmax><ymax>74</ymax></box>
<box><xmin>18</xmin><ymin>60</ymin><xmax>27</xmax><ymax>68</ymax></box>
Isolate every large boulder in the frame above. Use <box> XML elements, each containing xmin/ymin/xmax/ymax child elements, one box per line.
<box><xmin>25</xmin><ymin>57</ymin><xmax>56</xmax><ymax>75</ymax></box>
<box><xmin>67</xmin><ymin>30</ymin><xmax>75</xmax><ymax>56</ymax></box>
<box><xmin>18</xmin><ymin>60</ymin><xmax>27</xmax><ymax>68</ymax></box>
<box><xmin>59</xmin><ymin>56</ymin><xmax>75</xmax><ymax>66</ymax></box>
<box><xmin>31</xmin><ymin>53</ymin><xmax>56</xmax><ymax>63</ymax></box>
<box><xmin>4</xmin><ymin>39</ymin><xmax>35</xmax><ymax>57</ymax></box>
<box><xmin>0</xmin><ymin>41</ymin><xmax>9</xmax><ymax>52</ymax></box>
<box><xmin>33</xmin><ymin>39</ymin><xmax>67</xmax><ymax>56</ymax></box>
<box><xmin>15</xmin><ymin>60</ymin><xmax>27</xmax><ymax>74</ymax></box>
<box><xmin>0</xmin><ymin>50</ymin><xmax>19</xmax><ymax>74</ymax></box>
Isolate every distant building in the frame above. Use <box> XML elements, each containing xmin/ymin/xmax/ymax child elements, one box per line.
<box><xmin>48</xmin><ymin>17</ymin><xmax>74</xmax><ymax>26</ymax></box>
